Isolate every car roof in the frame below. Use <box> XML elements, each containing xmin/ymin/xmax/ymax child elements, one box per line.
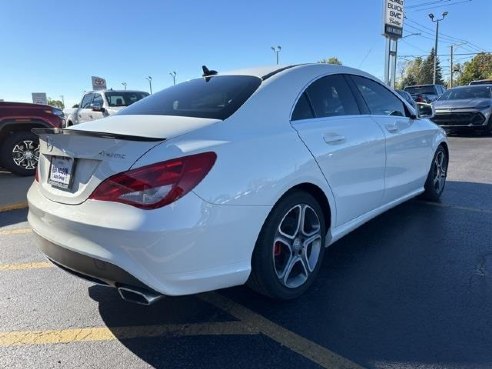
<box><xmin>217</xmin><ymin>63</ymin><xmax>378</xmax><ymax>82</ymax></box>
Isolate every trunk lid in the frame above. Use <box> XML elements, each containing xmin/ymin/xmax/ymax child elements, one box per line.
<box><xmin>34</xmin><ymin>115</ymin><xmax>220</xmax><ymax>205</ymax></box>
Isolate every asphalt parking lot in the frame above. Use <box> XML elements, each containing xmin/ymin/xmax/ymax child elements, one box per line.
<box><xmin>0</xmin><ymin>135</ymin><xmax>491</xmax><ymax>369</ymax></box>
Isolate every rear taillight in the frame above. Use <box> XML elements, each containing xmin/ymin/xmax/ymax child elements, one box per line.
<box><xmin>89</xmin><ymin>152</ymin><xmax>217</xmax><ymax>209</ymax></box>
<box><xmin>35</xmin><ymin>166</ymin><xmax>39</xmax><ymax>182</ymax></box>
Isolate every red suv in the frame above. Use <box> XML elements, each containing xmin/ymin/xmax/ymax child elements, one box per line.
<box><xmin>0</xmin><ymin>102</ymin><xmax>64</xmax><ymax>176</ymax></box>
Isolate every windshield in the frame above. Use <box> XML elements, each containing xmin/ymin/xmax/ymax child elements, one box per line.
<box><xmin>439</xmin><ymin>86</ymin><xmax>492</xmax><ymax>100</ymax></box>
<box><xmin>404</xmin><ymin>86</ymin><xmax>437</xmax><ymax>95</ymax></box>
<box><xmin>118</xmin><ymin>76</ymin><xmax>262</xmax><ymax>120</ymax></box>
<box><xmin>105</xmin><ymin>91</ymin><xmax>149</xmax><ymax>107</ymax></box>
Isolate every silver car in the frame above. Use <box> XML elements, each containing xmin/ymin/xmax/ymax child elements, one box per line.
<box><xmin>432</xmin><ymin>85</ymin><xmax>492</xmax><ymax>134</ymax></box>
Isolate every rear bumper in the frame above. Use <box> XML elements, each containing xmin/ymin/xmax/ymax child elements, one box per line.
<box><xmin>28</xmin><ymin>182</ymin><xmax>270</xmax><ymax>296</ymax></box>
<box><xmin>35</xmin><ymin>232</ymin><xmax>157</xmax><ymax>292</ymax></box>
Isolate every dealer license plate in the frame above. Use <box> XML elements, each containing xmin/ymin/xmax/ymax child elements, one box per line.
<box><xmin>49</xmin><ymin>156</ymin><xmax>74</xmax><ymax>189</ymax></box>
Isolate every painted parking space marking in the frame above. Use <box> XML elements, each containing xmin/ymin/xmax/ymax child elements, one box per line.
<box><xmin>0</xmin><ymin>262</ymin><xmax>52</xmax><ymax>271</ymax></box>
<box><xmin>0</xmin><ymin>261</ymin><xmax>363</xmax><ymax>369</ymax></box>
<box><xmin>0</xmin><ymin>227</ymin><xmax>32</xmax><ymax>236</ymax></box>
<box><xmin>0</xmin><ymin>321</ymin><xmax>258</xmax><ymax>346</ymax></box>
<box><xmin>200</xmin><ymin>293</ymin><xmax>364</xmax><ymax>369</ymax></box>
<box><xmin>0</xmin><ymin>201</ymin><xmax>28</xmax><ymax>213</ymax></box>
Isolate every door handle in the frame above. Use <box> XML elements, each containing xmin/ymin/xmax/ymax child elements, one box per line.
<box><xmin>323</xmin><ymin>133</ymin><xmax>345</xmax><ymax>144</ymax></box>
<box><xmin>385</xmin><ymin>123</ymin><xmax>399</xmax><ymax>133</ymax></box>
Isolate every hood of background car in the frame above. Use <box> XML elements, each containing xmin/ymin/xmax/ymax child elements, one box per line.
<box><xmin>433</xmin><ymin>98</ymin><xmax>491</xmax><ymax>110</ymax></box>
<box><xmin>69</xmin><ymin>114</ymin><xmax>221</xmax><ymax>139</ymax></box>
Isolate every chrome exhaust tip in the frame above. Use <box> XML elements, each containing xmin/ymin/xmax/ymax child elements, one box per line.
<box><xmin>117</xmin><ymin>286</ymin><xmax>163</xmax><ymax>305</ymax></box>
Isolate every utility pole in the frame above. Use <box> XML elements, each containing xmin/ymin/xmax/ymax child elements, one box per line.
<box><xmin>121</xmin><ymin>82</ymin><xmax>127</xmax><ymax>90</ymax></box>
<box><xmin>429</xmin><ymin>11</ymin><xmax>448</xmax><ymax>84</ymax></box>
<box><xmin>450</xmin><ymin>45</ymin><xmax>454</xmax><ymax>88</ymax></box>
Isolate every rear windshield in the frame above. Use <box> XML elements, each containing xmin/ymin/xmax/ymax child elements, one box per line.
<box><xmin>404</xmin><ymin>86</ymin><xmax>437</xmax><ymax>95</ymax></box>
<box><xmin>118</xmin><ymin>76</ymin><xmax>262</xmax><ymax>120</ymax></box>
<box><xmin>439</xmin><ymin>86</ymin><xmax>492</xmax><ymax>100</ymax></box>
<box><xmin>105</xmin><ymin>91</ymin><xmax>149</xmax><ymax>107</ymax></box>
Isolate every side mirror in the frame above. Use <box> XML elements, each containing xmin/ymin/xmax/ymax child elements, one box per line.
<box><xmin>416</xmin><ymin>102</ymin><xmax>434</xmax><ymax>119</ymax></box>
<box><xmin>90</xmin><ymin>103</ymin><xmax>105</xmax><ymax>112</ymax></box>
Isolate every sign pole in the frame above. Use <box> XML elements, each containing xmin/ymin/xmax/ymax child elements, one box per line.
<box><xmin>382</xmin><ymin>0</ymin><xmax>405</xmax><ymax>87</ymax></box>
<box><xmin>384</xmin><ymin>37</ymin><xmax>391</xmax><ymax>85</ymax></box>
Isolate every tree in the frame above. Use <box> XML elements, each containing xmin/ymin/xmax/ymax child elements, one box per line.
<box><xmin>457</xmin><ymin>53</ymin><xmax>492</xmax><ymax>85</ymax></box>
<box><xmin>419</xmin><ymin>48</ymin><xmax>444</xmax><ymax>85</ymax></box>
<box><xmin>399</xmin><ymin>57</ymin><xmax>423</xmax><ymax>88</ymax></box>
<box><xmin>318</xmin><ymin>57</ymin><xmax>342</xmax><ymax>65</ymax></box>
<box><xmin>48</xmin><ymin>98</ymin><xmax>64</xmax><ymax>109</ymax></box>
<box><xmin>399</xmin><ymin>48</ymin><xmax>445</xmax><ymax>87</ymax></box>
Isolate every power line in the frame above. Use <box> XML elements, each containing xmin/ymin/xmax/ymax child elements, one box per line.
<box><xmin>399</xmin><ymin>51</ymin><xmax>491</xmax><ymax>58</ymax></box>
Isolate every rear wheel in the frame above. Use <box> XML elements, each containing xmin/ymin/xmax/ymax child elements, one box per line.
<box><xmin>1</xmin><ymin>132</ymin><xmax>39</xmax><ymax>176</ymax></box>
<box><xmin>422</xmin><ymin>145</ymin><xmax>448</xmax><ymax>202</ymax></box>
<box><xmin>248</xmin><ymin>191</ymin><xmax>326</xmax><ymax>300</ymax></box>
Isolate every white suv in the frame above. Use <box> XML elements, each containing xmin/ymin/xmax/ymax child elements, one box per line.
<box><xmin>67</xmin><ymin>90</ymin><xmax>149</xmax><ymax>126</ymax></box>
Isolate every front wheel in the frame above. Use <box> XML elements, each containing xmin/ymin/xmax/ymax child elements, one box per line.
<box><xmin>422</xmin><ymin>145</ymin><xmax>448</xmax><ymax>202</ymax></box>
<box><xmin>248</xmin><ymin>191</ymin><xmax>326</xmax><ymax>300</ymax></box>
<box><xmin>0</xmin><ymin>132</ymin><xmax>39</xmax><ymax>176</ymax></box>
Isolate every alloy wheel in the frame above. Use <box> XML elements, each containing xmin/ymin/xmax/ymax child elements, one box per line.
<box><xmin>273</xmin><ymin>204</ymin><xmax>322</xmax><ymax>289</ymax></box>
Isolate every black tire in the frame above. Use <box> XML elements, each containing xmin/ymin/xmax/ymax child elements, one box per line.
<box><xmin>1</xmin><ymin>132</ymin><xmax>39</xmax><ymax>176</ymax></box>
<box><xmin>422</xmin><ymin>145</ymin><xmax>448</xmax><ymax>202</ymax></box>
<box><xmin>248</xmin><ymin>191</ymin><xmax>326</xmax><ymax>300</ymax></box>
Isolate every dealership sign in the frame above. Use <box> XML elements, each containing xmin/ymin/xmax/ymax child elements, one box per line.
<box><xmin>91</xmin><ymin>76</ymin><xmax>107</xmax><ymax>90</ymax></box>
<box><xmin>32</xmin><ymin>92</ymin><xmax>48</xmax><ymax>105</ymax></box>
<box><xmin>383</xmin><ymin>0</ymin><xmax>404</xmax><ymax>39</ymax></box>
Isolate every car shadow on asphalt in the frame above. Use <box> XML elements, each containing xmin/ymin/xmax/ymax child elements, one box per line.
<box><xmin>88</xmin><ymin>181</ymin><xmax>492</xmax><ymax>369</ymax></box>
<box><xmin>0</xmin><ymin>208</ymin><xmax>29</xmax><ymax>227</ymax></box>
<box><xmin>88</xmin><ymin>286</ymin><xmax>322</xmax><ymax>369</ymax></box>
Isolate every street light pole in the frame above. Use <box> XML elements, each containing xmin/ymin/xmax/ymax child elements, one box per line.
<box><xmin>169</xmin><ymin>71</ymin><xmax>177</xmax><ymax>86</ymax></box>
<box><xmin>121</xmin><ymin>82</ymin><xmax>127</xmax><ymax>90</ymax></box>
<box><xmin>271</xmin><ymin>46</ymin><xmax>281</xmax><ymax>65</ymax></box>
<box><xmin>146</xmin><ymin>76</ymin><xmax>153</xmax><ymax>94</ymax></box>
<box><xmin>429</xmin><ymin>11</ymin><xmax>448</xmax><ymax>84</ymax></box>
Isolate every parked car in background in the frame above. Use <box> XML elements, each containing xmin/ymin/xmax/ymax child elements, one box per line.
<box><xmin>396</xmin><ymin>89</ymin><xmax>417</xmax><ymax>110</ymax></box>
<box><xmin>404</xmin><ymin>84</ymin><xmax>446</xmax><ymax>103</ymax></box>
<box><xmin>469</xmin><ymin>79</ymin><xmax>492</xmax><ymax>85</ymax></box>
<box><xmin>0</xmin><ymin>102</ymin><xmax>64</xmax><ymax>175</ymax></box>
<box><xmin>66</xmin><ymin>90</ymin><xmax>149</xmax><ymax>126</ymax></box>
<box><xmin>29</xmin><ymin>64</ymin><xmax>448</xmax><ymax>305</ymax></box>
<box><xmin>432</xmin><ymin>84</ymin><xmax>492</xmax><ymax>134</ymax></box>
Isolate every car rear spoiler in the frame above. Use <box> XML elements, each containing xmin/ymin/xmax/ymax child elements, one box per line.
<box><xmin>31</xmin><ymin>128</ymin><xmax>164</xmax><ymax>142</ymax></box>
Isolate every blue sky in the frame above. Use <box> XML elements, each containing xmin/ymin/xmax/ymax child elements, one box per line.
<box><xmin>1</xmin><ymin>0</ymin><xmax>491</xmax><ymax>107</ymax></box>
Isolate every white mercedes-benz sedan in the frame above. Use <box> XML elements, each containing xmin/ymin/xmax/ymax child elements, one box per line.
<box><xmin>28</xmin><ymin>64</ymin><xmax>448</xmax><ymax>304</ymax></box>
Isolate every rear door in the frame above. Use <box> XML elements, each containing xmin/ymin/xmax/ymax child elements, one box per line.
<box><xmin>290</xmin><ymin>74</ymin><xmax>386</xmax><ymax>227</ymax></box>
<box><xmin>348</xmin><ymin>75</ymin><xmax>432</xmax><ymax>203</ymax></box>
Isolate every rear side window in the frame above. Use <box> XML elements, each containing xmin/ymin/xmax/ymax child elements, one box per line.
<box><xmin>351</xmin><ymin>75</ymin><xmax>407</xmax><ymax>117</ymax></box>
<box><xmin>119</xmin><ymin>76</ymin><xmax>262</xmax><ymax>120</ymax></box>
<box><xmin>303</xmin><ymin>74</ymin><xmax>360</xmax><ymax>118</ymax></box>
<box><xmin>291</xmin><ymin>93</ymin><xmax>314</xmax><ymax>120</ymax></box>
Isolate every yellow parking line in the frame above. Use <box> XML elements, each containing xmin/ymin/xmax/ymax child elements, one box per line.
<box><xmin>0</xmin><ymin>201</ymin><xmax>28</xmax><ymax>213</ymax></box>
<box><xmin>0</xmin><ymin>262</ymin><xmax>53</xmax><ymax>271</ymax></box>
<box><xmin>0</xmin><ymin>227</ymin><xmax>32</xmax><ymax>236</ymax></box>
<box><xmin>200</xmin><ymin>293</ymin><xmax>364</xmax><ymax>369</ymax></box>
<box><xmin>0</xmin><ymin>322</ymin><xmax>258</xmax><ymax>346</ymax></box>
